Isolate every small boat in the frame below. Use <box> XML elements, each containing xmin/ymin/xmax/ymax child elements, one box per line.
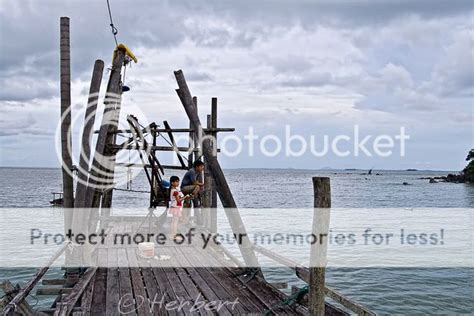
<box><xmin>49</xmin><ymin>192</ymin><xmax>64</xmax><ymax>206</ymax></box>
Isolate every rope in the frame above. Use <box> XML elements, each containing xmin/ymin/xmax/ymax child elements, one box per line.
<box><xmin>106</xmin><ymin>0</ymin><xmax>119</xmax><ymax>47</ymax></box>
<box><xmin>158</xmin><ymin>133</ymin><xmax>189</xmax><ymax>163</ymax></box>
<box><xmin>262</xmin><ymin>285</ymin><xmax>309</xmax><ymax>316</ymax></box>
<box><xmin>242</xmin><ymin>268</ymin><xmax>259</xmax><ymax>284</ymax></box>
<box><xmin>113</xmin><ymin>188</ymin><xmax>149</xmax><ymax>194</ymax></box>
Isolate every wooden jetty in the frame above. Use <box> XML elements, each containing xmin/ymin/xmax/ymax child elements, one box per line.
<box><xmin>0</xmin><ymin>17</ymin><xmax>375</xmax><ymax>316</ymax></box>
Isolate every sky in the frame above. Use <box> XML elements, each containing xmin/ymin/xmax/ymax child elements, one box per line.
<box><xmin>0</xmin><ymin>0</ymin><xmax>472</xmax><ymax>170</ymax></box>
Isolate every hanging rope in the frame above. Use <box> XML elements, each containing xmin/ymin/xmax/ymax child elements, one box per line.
<box><xmin>106</xmin><ymin>0</ymin><xmax>119</xmax><ymax>47</ymax></box>
<box><xmin>262</xmin><ymin>285</ymin><xmax>309</xmax><ymax>316</ymax></box>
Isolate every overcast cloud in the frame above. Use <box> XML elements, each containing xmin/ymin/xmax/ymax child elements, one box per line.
<box><xmin>0</xmin><ymin>0</ymin><xmax>472</xmax><ymax>170</ymax></box>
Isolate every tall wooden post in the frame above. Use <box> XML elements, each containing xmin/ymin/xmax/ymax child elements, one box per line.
<box><xmin>187</xmin><ymin>104</ymin><xmax>194</xmax><ymax>169</ymax></box>
<box><xmin>82</xmin><ymin>49</ymin><xmax>125</xmax><ymax>215</ymax></box>
<box><xmin>174</xmin><ymin>70</ymin><xmax>259</xmax><ymax>268</ymax></box>
<box><xmin>202</xmin><ymin>114</ymin><xmax>213</xmax><ymax>229</ymax></box>
<box><xmin>210</xmin><ymin>98</ymin><xmax>218</xmax><ymax>232</ymax></box>
<box><xmin>74</xmin><ymin>60</ymin><xmax>104</xmax><ymax>209</ymax></box>
<box><xmin>60</xmin><ymin>17</ymin><xmax>74</xmax><ymax>234</ymax></box>
<box><xmin>309</xmin><ymin>177</ymin><xmax>331</xmax><ymax>316</ymax></box>
<box><xmin>72</xmin><ymin>60</ymin><xmax>104</xmax><ymax>241</ymax></box>
<box><xmin>192</xmin><ymin>96</ymin><xmax>201</xmax><ymax>162</ymax></box>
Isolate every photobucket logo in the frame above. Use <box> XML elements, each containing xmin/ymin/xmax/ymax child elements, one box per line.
<box><xmin>172</xmin><ymin>125</ymin><xmax>410</xmax><ymax>162</ymax></box>
<box><xmin>55</xmin><ymin>92</ymin><xmax>149</xmax><ymax>189</ymax></box>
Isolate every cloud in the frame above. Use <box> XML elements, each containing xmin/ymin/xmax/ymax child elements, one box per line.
<box><xmin>431</xmin><ymin>28</ymin><xmax>474</xmax><ymax>97</ymax></box>
<box><xmin>0</xmin><ymin>0</ymin><xmax>472</xmax><ymax>169</ymax></box>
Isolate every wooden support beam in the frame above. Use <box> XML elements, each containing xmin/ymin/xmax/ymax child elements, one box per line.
<box><xmin>193</xmin><ymin>96</ymin><xmax>202</xmax><ymax>162</ymax></box>
<box><xmin>42</xmin><ymin>279</ymin><xmax>67</xmax><ymax>286</ymax></box>
<box><xmin>71</xmin><ymin>60</ymin><xmax>104</xmax><ymax>258</ymax></box>
<box><xmin>94</xmin><ymin>127</ymin><xmax>235</xmax><ymax>134</ymax></box>
<box><xmin>83</xmin><ymin>48</ymin><xmax>125</xmax><ymax>212</ymax></box>
<box><xmin>309</xmin><ymin>177</ymin><xmax>331</xmax><ymax>316</ymax></box>
<box><xmin>270</xmin><ymin>282</ymin><xmax>288</xmax><ymax>290</ymax></box>
<box><xmin>252</xmin><ymin>243</ymin><xmax>375</xmax><ymax>315</ymax></box>
<box><xmin>115</xmin><ymin>163</ymin><xmax>189</xmax><ymax>170</ymax></box>
<box><xmin>202</xmin><ymin>115</ymin><xmax>213</xmax><ymax>229</ymax></box>
<box><xmin>108</xmin><ymin>144</ymin><xmax>215</xmax><ymax>152</ymax></box>
<box><xmin>174</xmin><ymin>69</ymin><xmax>259</xmax><ymax>268</ymax></box>
<box><xmin>53</xmin><ymin>268</ymin><xmax>97</xmax><ymax>316</ymax></box>
<box><xmin>163</xmin><ymin>121</ymin><xmax>186</xmax><ymax>168</ymax></box>
<box><xmin>1</xmin><ymin>244</ymin><xmax>68</xmax><ymax>315</ymax></box>
<box><xmin>0</xmin><ymin>281</ymin><xmax>34</xmax><ymax>315</ymax></box>
<box><xmin>210</xmin><ymin>97</ymin><xmax>218</xmax><ymax>232</ymax></box>
<box><xmin>59</xmin><ymin>17</ymin><xmax>74</xmax><ymax>232</ymax></box>
<box><xmin>100</xmin><ymin>51</ymin><xmax>126</xmax><ymax>209</ymax></box>
<box><xmin>187</xmin><ymin>99</ymin><xmax>194</xmax><ymax>169</ymax></box>
<box><xmin>74</xmin><ymin>60</ymin><xmax>104</xmax><ymax>209</ymax></box>
<box><xmin>36</xmin><ymin>288</ymin><xmax>73</xmax><ymax>296</ymax></box>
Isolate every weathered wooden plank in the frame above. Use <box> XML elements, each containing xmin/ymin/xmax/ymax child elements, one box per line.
<box><xmin>126</xmin><ymin>248</ymin><xmax>152</xmax><ymax>316</ymax></box>
<box><xmin>165</xmin><ymin>247</ymin><xmax>213</xmax><ymax>316</ymax></box>
<box><xmin>79</xmin><ymin>271</ymin><xmax>95</xmax><ymax>316</ymax></box>
<box><xmin>37</xmin><ymin>288</ymin><xmax>73</xmax><ymax>296</ymax></box>
<box><xmin>90</xmin><ymin>268</ymin><xmax>107</xmax><ymax>315</ymax></box>
<box><xmin>140</xmin><ymin>266</ymin><xmax>165</xmax><ymax>315</ymax></box>
<box><xmin>42</xmin><ymin>279</ymin><xmax>67</xmax><ymax>285</ymax></box>
<box><xmin>181</xmin><ymin>247</ymin><xmax>248</xmax><ymax>314</ymax></box>
<box><xmin>158</xmin><ymin>248</ymin><xmax>193</xmax><ymax>316</ymax></box>
<box><xmin>54</xmin><ymin>267</ymin><xmax>98</xmax><ymax>316</ymax></box>
<box><xmin>118</xmin><ymin>248</ymin><xmax>136</xmax><ymax>316</ymax></box>
<box><xmin>188</xmin><ymin>247</ymin><xmax>265</xmax><ymax>313</ymax></box>
<box><xmin>106</xmin><ymin>248</ymin><xmax>120</xmax><ymax>316</ymax></box>
<box><xmin>210</xmin><ymin>251</ymin><xmax>297</xmax><ymax>315</ymax></box>
<box><xmin>175</xmin><ymin>248</ymin><xmax>233</xmax><ymax>316</ymax></box>
<box><xmin>150</xmin><ymin>267</ymin><xmax>179</xmax><ymax>316</ymax></box>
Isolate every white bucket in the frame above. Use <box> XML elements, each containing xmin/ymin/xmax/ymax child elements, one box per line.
<box><xmin>138</xmin><ymin>242</ymin><xmax>155</xmax><ymax>259</ymax></box>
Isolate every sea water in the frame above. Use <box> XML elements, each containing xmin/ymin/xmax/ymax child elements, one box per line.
<box><xmin>0</xmin><ymin>167</ymin><xmax>472</xmax><ymax>314</ymax></box>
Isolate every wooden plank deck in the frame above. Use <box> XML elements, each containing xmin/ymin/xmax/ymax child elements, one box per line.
<box><xmin>54</xmin><ymin>219</ymin><xmax>347</xmax><ymax>315</ymax></box>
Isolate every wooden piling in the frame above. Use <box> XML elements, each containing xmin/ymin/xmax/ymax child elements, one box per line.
<box><xmin>187</xmin><ymin>99</ymin><xmax>195</xmax><ymax>169</ymax></box>
<box><xmin>193</xmin><ymin>96</ymin><xmax>202</xmax><ymax>162</ymax></box>
<box><xmin>210</xmin><ymin>98</ymin><xmax>218</xmax><ymax>232</ymax></box>
<box><xmin>60</xmin><ymin>16</ymin><xmax>74</xmax><ymax>219</ymax></box>
<box><xmin>202</xmin><ymin>114</ymin><xmax>213</xmax><ymax>228</ymax></box>
<box><xmin>74</xmin><ymin>60</ymin><xmax>104</xmax><ymax>210</ymax></box>
<box><xmin>75</xmin><ymin>48</ymin><xmax>125</xmax><ymax>236</ymax></box>
<box><xmin>0</xmin><ymin>281</ymin><xmax>34</xmax><ymax>315</ymax></box>
<box><xmin>309</xmin><ymin>177</ymin><xmax>331</xmax><ymax>316</ymax></box>
<box><xmin>174</xmin><ymin>70</ymin><xmax>259</xmax><ymax>268</ymax></box>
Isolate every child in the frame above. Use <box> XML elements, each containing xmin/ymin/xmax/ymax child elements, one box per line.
<box><xmin>169</xmin><ymin>176</ymin><xmax>185</xmax><ymax>239</ymax></box>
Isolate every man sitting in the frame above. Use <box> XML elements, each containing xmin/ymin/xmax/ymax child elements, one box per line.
<box><xmin>181</xmin><ymin>160</ymin><xmax>204</xmax><ymax>223</ymax></box>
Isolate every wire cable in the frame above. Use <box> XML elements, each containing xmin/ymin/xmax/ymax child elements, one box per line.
<box><xmin>106</xmin><ymin>0</ymin><xmax>119</xmax><ymax>47</ymax></box>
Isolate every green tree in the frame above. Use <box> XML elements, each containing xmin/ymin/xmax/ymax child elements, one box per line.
<box><xmin>463</xmin><ymin>149</ymin><xmax>474</xmax><ymax>180</ymax></box>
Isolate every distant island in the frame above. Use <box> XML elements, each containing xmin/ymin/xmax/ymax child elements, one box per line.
<box><xmin>427</xmin><ymin>149</ymin><xmax>473</xmax><ymax>183</ymax></box>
